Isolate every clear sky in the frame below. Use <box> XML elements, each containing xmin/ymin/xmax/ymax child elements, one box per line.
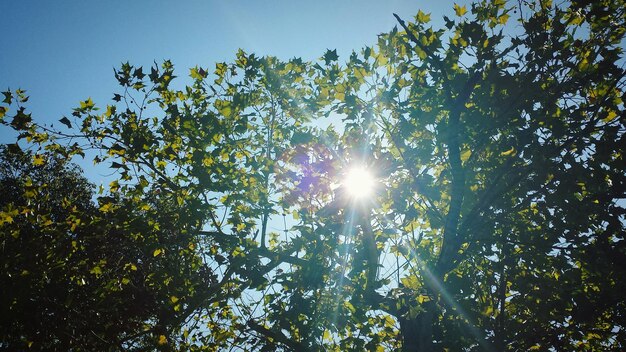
<box><xmin>1</xmin><ymin>0</ymin><xmax>464</xmax><ymax>182</ymax></box>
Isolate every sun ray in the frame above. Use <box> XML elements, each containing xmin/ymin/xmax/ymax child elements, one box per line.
<box><xmin>330</xmin><ymin>205</ymin><xmax>358</xmax><ymax>328</ymax></box>
<box><xmin>408</xmin><ymin>248</ymin><xmax>496</xmax><ymax>351</ymax></box>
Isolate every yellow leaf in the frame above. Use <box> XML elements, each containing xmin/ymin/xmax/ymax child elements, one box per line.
<box><xmin>416</xmin><ymin>10</ymin><xmax>431</xmax><ymax>23</ymax></box>
<box><xmin>460</xmin><ymin>149</ymin><xmax>471</xmax><ymax>163</ymax></box>
<box><xmin>454</xmin><ymin>3</ymin><xmax>467</xmax><ymax>16</ymax></box>
<box><xmin>217</xmin><ymin>101</ymin><xmax>232</xmax><ymax>117</ymax></box>
<box><xmin>80</xmin><ymin>97</ymin><xmax>94</xmax><ymax>110</ymax></box>
<box><xmin>384</xmin><ymin>315</ymin><xmax>396</xmax><ymax>327</ymax></box>
<box><xmin>603</xmin><ymin>110</ymin><xmax>617</xmax><ymax>123</ymax></box>
<box><xmin>105</xmin><ymin>105</ymin><xmax>115</xmax><ymax>117</ymax></box>
<box><xmin>158</xmin><ymin>335</ymin><xmax>167</xmax><ymax>345</ymax></box>
<box><xmin>109</xmin><ymin>180</ymin><xmax>119</xmax><ymax>192</ymax></box>
<box><xmin>202</xmin><ymin>156</ymin><xmax>214</xmax><ymax>167</ymax></box>
<box><xmin>499</xmin><ymin>13</ymin><xmax>510</xmax><ymax>24</ymax></box>
<box><xmin>170</xmin><ymin>295</ymin><xmax>179</xmax><ymax>304</ymax></box>
<box><xmin>99</xmin><ymin>203</ymin><xmax>114</xmax><ymax>213</ymax></box>
<box><xmin>500</xmin><ymin>147</ymin><xmax>516</xmax><ymax>156</ymax></box>
<box><xmin>190</xmin><ymin>67</ymin><xmax>203</xmax><ymax>80</ymax></box>
<box><xmin>107</xmin><ymin>147</ymin><xmax>125</xmax><ymax>157</ymax></box>
<box><xmin>90</xmin><ymin>266</ymin><xmax>102</xmax><ymax>276</ymax></box>
<box><xmin>32</xmin><ymin>154</ymin><xmax>46</xmax><ymax>166</ymax></box>
<box><xmin>153</xmin><ymin>248</ymin><xmax>163</xmax><ymax>257</ymax></box>
<box><xmin>0</xmin><ymin>212</ymin><xmax>14</xmax><ymax>225</ymax></box>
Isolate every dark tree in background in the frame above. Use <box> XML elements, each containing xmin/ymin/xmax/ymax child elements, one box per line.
<box><xmin>0</xmin><ymin>147</ymin><xmax>217</xmax><ymax>350</ymax></box>
<box><xmin>1</xmin><ymin>0</ymin><xmax>625</xmax><ymax>350</ymax></box>
<box><xmin>0</xmin><ymin>147</ymin><xmax>97</xmax><ymax>349</ymax></box>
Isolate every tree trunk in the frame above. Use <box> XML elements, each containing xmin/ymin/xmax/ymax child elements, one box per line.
<box><xmin>400</xmin><ymin>300</ymin><xmax>437</xmax><ymax>352</ymax></box>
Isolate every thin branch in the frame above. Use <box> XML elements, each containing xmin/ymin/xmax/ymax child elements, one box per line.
<box><xmin>247</xmin><ymin>320</ymin><xmax>310</xmax><ymax>352</ymax></box>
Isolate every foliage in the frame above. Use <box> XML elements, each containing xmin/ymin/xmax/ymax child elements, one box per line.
<box><xmin>1</xmin><ymin>0</ymin><xmax>626</xmax><ymax>350</ymax></box>
<box><xmin>0</xmin><ymin>147</ymin><xmax>215</xmax><ymax>350</ymax></box>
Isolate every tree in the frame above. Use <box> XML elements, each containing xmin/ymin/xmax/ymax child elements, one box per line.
<box><xmin>0</xmin><ymin>147</ymin><xmax>219</xmax><ymax>350</ymax></box>
<box><xmin>1</xmin><ymin>0</ymin><xmax>625</xmax><ymax>350</ymax></box>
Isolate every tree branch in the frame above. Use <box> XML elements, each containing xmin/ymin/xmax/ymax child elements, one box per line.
<box><xmin>247</xmin><ymin>320</ymin><xmax>310</xmax><ymax>352</ymax></box>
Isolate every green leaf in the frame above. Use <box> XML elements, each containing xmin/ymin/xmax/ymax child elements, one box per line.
<box><xmin>291</xmin><ymin>131</ymin><xmax>313</xmax><ymax>144</ymax></box>
<box><xmin>59</xmin><ymin>116</ymin><xmax>72</xmax><ymax>129</ymax></box>
<box><xmin>10</xmin><ymin>107</ymin><xmax>32</xmax><ymax>129</ymax></box>
<box><xmin>2</xmin><ymin>91</ymin><xmax>12</xmax><ymax>104</ymax></box>
<box><xmin>133</xmin><ymin>67</ymin><xmax>145</xmax><ymax>79</ymax></box>
<box><xmin>322</xmin><ymin>49</ymin><xmax>339</xmax><ymax>65</ymax></box>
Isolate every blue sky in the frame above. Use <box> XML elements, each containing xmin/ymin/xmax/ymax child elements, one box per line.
<box><xmin>1</xmin><ymin>0</ymin><xmax>462</xmax><ymax>182</ymax></box>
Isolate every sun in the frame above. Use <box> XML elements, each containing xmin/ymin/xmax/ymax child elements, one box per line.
<box><xmin>343</xmin><ymin>166</ymin><xmax>375</xmax><ymax>199</ymax></box>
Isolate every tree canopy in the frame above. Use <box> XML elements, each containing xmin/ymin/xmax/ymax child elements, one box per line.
<box><xmin>1</xmin><ymin>0</ymin><xmax>626</xmax><ymax>350</ymax></box>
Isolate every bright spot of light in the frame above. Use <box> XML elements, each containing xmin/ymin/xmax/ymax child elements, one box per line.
<box><xmin>343</xmin><ymin>166</ymin><xmax>375</xmax><ymax>200</ymax></box>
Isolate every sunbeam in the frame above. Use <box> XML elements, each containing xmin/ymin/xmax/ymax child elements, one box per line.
<box><xmin>408</xmin><ymin>248</ymin><xmax>496</xmax><ymax>351</ymax></box>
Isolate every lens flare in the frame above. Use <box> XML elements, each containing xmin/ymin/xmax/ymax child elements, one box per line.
<box><xmin>343</xmin><ymin>166</ymin><xmax>375</xmax><ymax>199</ymax></box>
